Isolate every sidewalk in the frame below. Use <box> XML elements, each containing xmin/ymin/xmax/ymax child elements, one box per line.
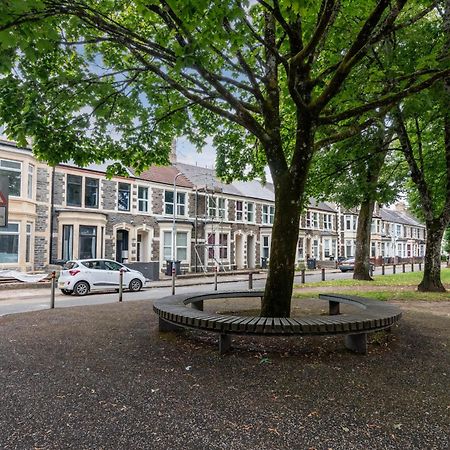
<box><xmin>0</xmin><ymin>268</ymin><xmax>340</xmax><ymax>301</ymax></box>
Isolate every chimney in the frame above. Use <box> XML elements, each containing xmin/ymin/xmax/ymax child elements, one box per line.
<box><xmin>169</xmin><ymin>138</ymin><xmax>177</xmax><ymax>164</ymax></box>
<box><xmin>395</xmin><ymin>202</ymin><xmax>407</xmax><ymax>213</ymax></box>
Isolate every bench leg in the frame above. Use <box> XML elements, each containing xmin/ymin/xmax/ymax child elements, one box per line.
<box><xmin>219</xmin><ymin>334</ymin><xmax>232</xmax><ymax>354</ymax></box>
<box><xmin>329</xmin><ymin>301</ymin><xmax>340</xmax><ymax>315</ymax></box>
<box><xmin>159</xmin><ymin>317</ymin><xmax>183</xmax><ymax>332</ymax></box>
<box><xmin>191</xmin><ymin>300</ymin><xmax>204</xmax><ymax>311</ymax></box>
<box><xmin>344</xmin><ymin>333</ymin><xmax>367</xmax><ymax>354</ymax></box>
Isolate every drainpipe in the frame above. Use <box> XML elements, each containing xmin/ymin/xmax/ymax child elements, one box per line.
<box><xmin>194</xmin><ymin>186</ymin><xmax>198</xmax><ymax>273</ymax></box>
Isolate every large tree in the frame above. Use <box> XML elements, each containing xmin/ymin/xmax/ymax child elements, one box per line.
<box><xmin>392</xmin><ymin>0</ymin><xmax>450</xmax><ymax>292</ymax></box>
<box><xmin>311</xmin><ymin>118</ymin><xmax>400</xmax><ymax>280</ymax></box>
<box><xmin>0</xmin><ymin>1</ymin><xmax>448</xmax><ymax>315</ymax></box>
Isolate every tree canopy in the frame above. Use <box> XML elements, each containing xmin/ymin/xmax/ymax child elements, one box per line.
<box><xmin>0</xmin><ymin>0</ymin><xmax>448</xmax><ymax>313</ymax></box>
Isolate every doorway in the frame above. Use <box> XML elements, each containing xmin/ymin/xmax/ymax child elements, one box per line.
<box><xmin>235</xmin><ymin>234</ymin><xmax>244</xmax><ymax>269</ymax></box>
<box><xmin>116</xmin><ymin>229</ymin><xmax>129</xmax><ymax>263</ymax></box>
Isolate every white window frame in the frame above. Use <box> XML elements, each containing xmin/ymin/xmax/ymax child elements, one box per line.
<box><xmin>236</xmin><ymin>201</ymin><xmax>244</xmax><ymax>221</ymax></box>
<box><xmin>164</xmin><ymin>190</ymin><xmax>186</xmax><ymax>216</ymax></box>
<box><xmin>0</xmin><ymin>222</ymin><xmax>20</xmax><ymax>264</ymax></box>
<box><xmin>163</xmin><ymin>230</ymin><xmax>188</xmax><ymax>261</ymax></box>
<box><xmin>261</xmin><ymin>234</ymin><xmax>270</xmax><ymax>259</ymax></box>
<box><xmin>262</xmin><ymin>205</ymin><xmax>275</xmax><ymax>225</ymax></box>
<box><xmin>0</xmin><ymin>159</ymin><xmax>22</xmax><ymax>198</ymax></box>
<box><xmin>246</xmin><ymin>202</ymin><xmax>255</xmax><ymax>223</ymax></box>
<box><xmin>138</xmin><ymin>186</ymin><xmax>149</xmax><ymax>213</ymax></box>
<box><xmin>27</xmin><ymin>164</ymin><xmax>34</xmax><ymax>200</ymax></box>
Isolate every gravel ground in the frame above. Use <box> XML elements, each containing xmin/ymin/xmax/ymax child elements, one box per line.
<box><xmin>0</xmin><ymin>298</ymin><xmax>449</xmax><ymax>450</ymax></box>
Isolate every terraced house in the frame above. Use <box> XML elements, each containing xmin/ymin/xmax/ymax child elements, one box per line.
<box><xmin>0</xmin><ymin>139</ymin><xmax>426</xmax><ymax>273</ymax></box>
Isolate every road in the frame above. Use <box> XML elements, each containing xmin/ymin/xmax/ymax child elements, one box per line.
<box><xmin>0</xmin><ymin>265</ymin><xmax>419</xmax><ymax>317</ymax></box>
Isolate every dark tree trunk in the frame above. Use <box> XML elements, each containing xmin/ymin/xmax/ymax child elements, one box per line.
<box><xmin>418</xmin><ymin>221</ymin><xmax>446</xmax><ymax>292</ymax></box>
<box><xmin>261</xmin><ymin>175</ymin><xmax>302</xmax><ymax>317</ymax></box>
<box><xmin>353</xmin><ymin>199</ymin><xmax>375</xmax><ymax>280</ymax></box>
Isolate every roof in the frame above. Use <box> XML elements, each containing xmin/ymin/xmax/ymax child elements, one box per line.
<box><xmin>380</xmin><ymin>208</ymin><xmax>423</xmax><ymax>227</ymax></box>
<box><xmin>139</xmin><ymin>165</ymin><xmax>193</xmax><ymax>188</ymax></box>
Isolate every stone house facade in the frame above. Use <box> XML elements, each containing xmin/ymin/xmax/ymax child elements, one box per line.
<box><xmin>0</xmin><ymin>139</ymin><xmax>427</xmax><ymax>273</ymax></box>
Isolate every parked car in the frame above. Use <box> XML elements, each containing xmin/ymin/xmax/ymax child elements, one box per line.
<box><xmin>338</xmin><ymin>258</ymin><xmax>375</xmax><ymax>273</ymax></box>
<box><xmin>58</xmin><ymin>259</ymin><xmax>146</xmax><ymax>296</ymax></box>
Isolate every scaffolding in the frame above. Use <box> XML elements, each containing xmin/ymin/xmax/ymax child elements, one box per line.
<box><xmin>193</xmin><ymin>185</ymin><xmax>229</xmax><ymax>273</ymax></box>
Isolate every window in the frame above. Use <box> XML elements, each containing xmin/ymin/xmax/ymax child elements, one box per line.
<box><xmin>262</xmin><ymin>235</ymin><xmax>270</xmax><ymax>259</ymax></box>
<box><xmin>138</xmin><ymin>186</ymin><xmax>149</xmax><ymax>212</ymax></box>
<box><xmin>207</xmin><ymin>233</ymin><xmax>215</xmax><ymax>259</ymax></box>
<box><xmin>324</xmin><ymin>239</ymin><xmax>331</xmax><ymax>258</ymax></box>
<box><xmin>0</xmin><ymin>159</ymin><xmax>21</xmax><ymax>197</ymax></box>
<box><xmin>371</xmin><ymin>242</ymin><xmax>376</xmax><ymax>257</ymax></box>
<box><xmin>84</xmin><ymin>178</ymin><xmax>99</xmax><ymax>208</ymax></box>
<box><xmin>297</xmin><ymin>238</ymin><xmax>304</xmax><ymax>259</ymax></box>
<box><xmin>104</xmin><ymin>260</ymin><xmax>123</xmax><ymax>271</ymax></box>
<box><xmin>312</xmin><ymin>212</ymin><xmax>319</xmax><ymax>229</ymax></box>
<box><xmin>262</xmin><ymin>205</ymin><xmax>275</xmax><ymax>224</ymax></box>
<box><xmin>0</xmin><ymin>222</ymin><xmax>19</xmax><ymax>263</ymax></box>
<box><xmin>218</xmin><ymin>198</ymin><xmax>226</xmax><ymax>219</ymax></box>
<box><xmin>208</xmin><ymin>197</ymin><xmax>226</xmax><ymax>219</ymax></box>
<box><xmin>396</xmin><ymin>224</ymin><xmax>402</xmax><ymax>237</ymax></box>
<box><xmin>345</xmin><ymin>215</ymin><xmax>357</xmax><ymax>231</ymax></box>
<box><xmin>62</xmin><ymin>225</ymin><xmax>73</xmax><ymax>261</ymax></box>
<box><xmin>164</xmin><ymin>191</ymin><xmax>186</xmax><ymax>215</ymax></box>
<box><xmin>26</xmin><ymin>223</ymin><xmax>32</xmax><ymax>263</ymax></box>
<box><xmin>163</xmin><ymin>231</ymin><xmax>188</xmax><ymax>261</ymax></box>
<box><xmin>67</xmin><ymin>175</ymin><xmax>82</xmax><ymax>206</ymax></box>
<box><xmin>312</xmin><ymin>239</ymin><xmax>319</xmax><ymax>258</ymax></box>
<box><xmin>345</xmin><ymin>240</ymin><xmax>353</xmax><ymax>258</ymax></box>
<box><xmin>236</xmin><ymin>201</ymin><xmax>243</xmax><ymax>221</ymax></box>
<box><xmin>27</xmin><ymin>164</ymin><xmax>34</xmax><ymax>199</ymax></box>
<box><xmin>219</xmin><ymin>233</ymin><xmax>228</xmax><ymax>259</ymax></box>
<box><xmin>79</xmin><ymin>226</ymin><xmax>97</xmax><ymax>259</ymax></box>
<box><xmin>306</xmin><ymin>212</ymin><xmax>312</xmax><ymax>228</ymax></box>
<box><xmin>247</xmin><ymin>202</ymin><xmax>255</xmax><ymax>222</ymax></box>
<box><xmin>118</xmin><ymin>183</ymin><xmax>131</xmax><ymax>211</ymax></box>
<box><xmin>323</xmin><ymin>214</ymin><xmax>333</xmax><ymax>230</ymax></box>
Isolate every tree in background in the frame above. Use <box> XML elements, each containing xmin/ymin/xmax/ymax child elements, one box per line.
<box><xmin>1</xmin><ymin>1</ymin><xmax>448</xmax><ymax>315</ymax></box>
<box><xmin>311</xmin><ymin>118</ymin><xmax>402</xmax><ymax>280</ymax></box>
<box><xmin>393</xmin><ymin>0</ymin><xmax>450</xmax><ymax>292</ymax></box>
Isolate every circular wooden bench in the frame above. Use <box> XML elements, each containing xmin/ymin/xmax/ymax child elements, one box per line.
<box><xmin>153</xmin><ymin>291</ymin><xmax>402</xmax><ymax>354</ymax></box>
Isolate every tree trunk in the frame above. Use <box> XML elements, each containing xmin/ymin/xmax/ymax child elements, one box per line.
<box><xmin>353</xmin><ymin>199</ymin><xmax>375</xmax><ymax>280</ymax></box>
<box><xmin>261</xmin><ymin>175</ymin><xmax>302</xmax><ymax>317</ymax></box>
<box><xmin>418</xmin><ymin>221</ymin><xmax>446</xmax><ymax>292</ymax></box>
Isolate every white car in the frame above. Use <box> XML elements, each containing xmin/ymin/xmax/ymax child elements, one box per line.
<box><xmin>58</xmin><ymin>259</ymin><xmax>146</xmax><ymax>296</ymax></box>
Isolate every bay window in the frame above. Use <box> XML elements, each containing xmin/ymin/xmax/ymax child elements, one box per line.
<box><xmin>0</xmin><ymin>159</ymin><xmax>21</xmax><ymax>197</ymax></box>
<box><xmin>0</xmin><ymin>222</ymin><xmax>19</xmax><ymax>263</ymax></box>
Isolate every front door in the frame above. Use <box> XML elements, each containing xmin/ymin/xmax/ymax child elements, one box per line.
<box><xmin>116</xmin><ymin>230</ymin><xmax>129</xmax><ymax>263</ymax></box>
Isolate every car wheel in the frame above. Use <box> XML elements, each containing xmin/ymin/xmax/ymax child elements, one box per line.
<box><xmin>73</xmin><ymin>281</ymin><xmax>90</xmax><ymax>296</ymax></box>
<box><xmin>60</xmin><ymin>289</ymin><xmax>72</xmax><ymax>295</ymax></box>
<box><xmin>129</xmin><ymin>278</ymin><xmax>142</xmax><ymax>292</ymax></box>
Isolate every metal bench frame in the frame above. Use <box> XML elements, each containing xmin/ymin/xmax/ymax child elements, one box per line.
<box><xmin>153</xmin><ymin>291</ymin><xmax>402</xmax><ymax>354</ymax></box>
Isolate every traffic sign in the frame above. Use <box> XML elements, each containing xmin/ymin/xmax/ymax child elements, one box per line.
<box><xmin>0</xmin><ymin>175</ymin><xmax>8</xmax><ymax>227</ymax></box>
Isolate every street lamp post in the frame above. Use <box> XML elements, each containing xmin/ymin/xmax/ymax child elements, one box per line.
<box><xmin>172</xmin><ymin>172</ymin><xmax>182</xmax><ymax>295</ymax></box>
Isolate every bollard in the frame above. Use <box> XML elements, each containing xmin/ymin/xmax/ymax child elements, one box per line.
<box><xmin>382</xmin><ymin>265</ymin><xmax>385</xmax><ymax>275</ymax></box>
<box><xmin>248</xmin><ymin>272</ymin><xmax>253</xmax><ymax>290</ymax></box>
<box><xmin>171</xmin><ymin>266</ymin><xmax>176</xmax><ymax>296</ymax></box>
<box><xmin>393</xmin><ymin>264</ymin><xmax>396</xmax><ymax>274</ymax></box>
<box><xmin>50</xmin><ymin>270</ymin><xmax>56</xmax><ymax>309</ymax></box>
<box><xmin>119</xmin><ymin>269</ymin><xmax>124</xmax><ymax>302</ymax></box>
<box><xmin>321</xmin><ymin>268</ymin><xmax>325</xmax><ymax>281</ymax></box>
<box><xmin>419</xmin><ymin>262</ymin><xmax>422</xmax><ymax>271</ymax></box>
<box><xmin>301</xmin><ymin>269</ymin><xmax>305</xmax><ymax>284</ymax></box>
<box><xmin>214</xmin><ymin>265</ymin><xmax>218</xmax><ymax>291</ymax></box>
<box><xmin>402</xmin><ymin>263</ymin><xmax>406</xmax><ymax>273</ymax></box>
<box><xmin>411</xmin><ymin>262</ymin><xmax>414</xmax><ymax>272</ymax></box>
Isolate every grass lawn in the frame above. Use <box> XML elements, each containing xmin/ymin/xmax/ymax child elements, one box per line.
<box><xmin>293</xmin><ymin>267</ymin><xmax>450</xmax><ymax>302</ymax></box>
